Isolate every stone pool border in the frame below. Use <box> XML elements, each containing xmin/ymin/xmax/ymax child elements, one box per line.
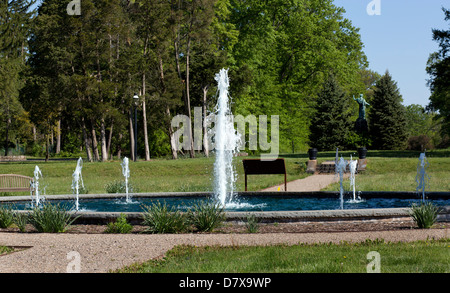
<box><xmin>1</xmin><ymin>191</ymin><xmax>449</xmax><ymax>225</ymax></box>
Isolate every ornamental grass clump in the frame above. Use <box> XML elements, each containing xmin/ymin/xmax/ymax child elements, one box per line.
<box><xmin>28</xmin><ymin>203</ymin><xmax>77</xmax><ymax>233</ymax></box>
<box><xmin>13</xmin><ymin>212</ymin><xmax>28</xmax><ymax>233</ymax></box>
<box><xmin>142</xmin><ymin>202</ymin><xmax>189</xmax><ymax>234</ymax></box>
<box><xmin>187</xmin><ymin>200</ymin><xmax>225</xmax><ymax>232</ymax></box>
<box><xmin>409</xmin><ymin>201</ymin><xmax>439</xmax><ymax>229</ymax></box>
<box><xmin>0</xmin><ymin>206</ymin><xmax>15</xmax><ymax>228</ymax></box>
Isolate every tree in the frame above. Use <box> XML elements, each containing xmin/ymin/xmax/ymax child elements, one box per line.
<box><xmin>308</xmin><ymin>75</ymin><xmax>352</xmax><ymax>151</ymax></box>
<box><xmin>426</xmin><ymin>7</ymin><xmax>450</xmax><ymax>137</ymax></box>
<box><xmin>369</xmin><ymin>71</ymin><xmax>408</xmax><ymax>150</ymax></box>
<box><xmin>405</xmin><ymin>104</ymin><xmax>444</xmax><ymax>149</ymax></box>
<box><xmin>228</xmin><ymin>0</ymin><xmax>367</xmax><ymax>152</ymax></box>
<box><xmin>0</xmin><ymin>0</ymin><xmax>36</xmax><ymax>156</ymax></box>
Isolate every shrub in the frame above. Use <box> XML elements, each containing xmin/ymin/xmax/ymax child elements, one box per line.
<box><xmin>105</xmin><ymin>213</ymin><xmax>133</xmax><ymax>234</ymax></box>
<box><xmin>142</xmin><ymin>202</ymin><xmax>189</xmax><ymax>234</ymax></box>
<box><xmin>13</xmin><ymin>212</ymin><xmax>28</xmax><ymax>233</ymax></box>
<box><xmin>0</xmin><ymin>206</ymin><xmax>15</xmax><ymax>228</ymax></box>
<box><xmin>407</xmin><ymin>135</ymin><xmax>433</xmax><ymax>151</ymax></box>
<box><xmin>410</xmin><ymin>201</ymin><xmax>439</xmax><ymax>229</ymax></box>
<box><xmin>187</xmin><ymin>200</ymin><xmax>225</xmax><ymax>232</ymax></box>
<box><xmin>105</xmin><ymin>180</ymin><xmax>139</xmax><ymax>194</ymax></box>
<box><xmin>28</xmin><ymin>203</ymin><xmax>77</xmax><ymax>233</ymax></box>
<box><xmin>245</xmin><ymin>213</ymin><xmax>260</xmax><ymax>233</ymax></box>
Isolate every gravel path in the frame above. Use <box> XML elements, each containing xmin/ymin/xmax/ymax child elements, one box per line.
<box><xmin>0</xmin><ymin>229</ymin><xmax>448</xmax><ymax>273</ymax></box>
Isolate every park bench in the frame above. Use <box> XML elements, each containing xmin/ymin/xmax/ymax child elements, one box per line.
<box><xmin>242</xmin><ymin>158</ymin><xmax>287</xmax><ymax>191</ymax></box>
<box><xmin>0</xmin><ymin>174</ymin><xmax>34</xmax><ymax>194</ymax></box>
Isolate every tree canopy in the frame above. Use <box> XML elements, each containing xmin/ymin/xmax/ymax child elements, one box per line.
<box><xmin>427</xmin><ymin>7</ymin><xmax>450</xmax><ymax>138</ymax></box>
<box><xmin>3</xmin><ymin>0</ymin><xmax>442</xmax><ymax>159</ymax></box>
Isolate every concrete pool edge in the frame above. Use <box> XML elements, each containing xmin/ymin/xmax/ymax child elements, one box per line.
<box><xmin>1</xmin><ymin>191</ymin><xmax>450</xmax><ymax>202</ymax></box>
<box><xmin>2</xmin><ymin>191</ymin><xmax>449</xmax><ymax>225</ymax></box>
<box><xmin>10</xmin><ymin>205</ymin><xmax>450</xmax><ymax>225</ymax></box>
<box><xmin>34</xmin><ymin>205</ymin><xmax>446</xmax><ymax>225</ymax></box>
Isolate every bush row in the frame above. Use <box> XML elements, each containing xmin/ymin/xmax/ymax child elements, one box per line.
<box><xmin>0</xmin><ymin>200</ymin><xmax>228</xmax><ymax>234</ymax></box>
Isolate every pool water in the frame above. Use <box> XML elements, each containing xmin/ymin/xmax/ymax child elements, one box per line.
<box><xmin>4</xmin><ymin>195</ymin><xmax>450</xmax><ymax>213</ymax></box>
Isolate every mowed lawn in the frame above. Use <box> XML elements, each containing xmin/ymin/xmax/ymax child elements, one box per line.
<box><xmin>116</xmin><ymin>239</ymin><xmax>450</xmax><ymax>273</ymax></box>
<box><xmin>0</xmin><ymin>156</ymin><xmax>306</xmax><ymax>195</ymax></box>
<box><xmin>0</xmin><ymin>149</ymin><xmax>449</xmax><ymax>195</ymax></box>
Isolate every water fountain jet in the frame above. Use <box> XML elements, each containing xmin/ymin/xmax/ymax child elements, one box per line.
<box><xmin>349</xmin><ymin>155</ymin><xmax>358</xmax><ymax>201</ymax></box>
<box><xmin>71</xmin><ymin>157</ymin><xmax>84</xmax><ymax>211</ymax></box>
<box><xmin>31</xmin><ymin>166</ymin><xmax>43</xmax><ymax>207</ymax></box>
<box><xmin>416</xmin><ymin>152</ymin><xmax>430</xmax><ymax>202</ymax></box>
<box><xmin>121</xmin><ymin>157</ymin><xmax>131</xmax><ymax>202</ymax></box>
<box><xmin>212</xmin><ymin>69</ymin><xmax>241</xmax><ymax>207</ymax></box>
<box><xmin>336</xmin><ymin>156</ymin><xmax>347</xmax><ymax>209</ymax></box>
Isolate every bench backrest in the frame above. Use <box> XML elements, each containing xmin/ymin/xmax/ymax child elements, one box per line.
<box><xmin>0</xmin><ymin>174</ymin><xmax>34</xmax><ymax>192</ymax></box>
<box><xmin>242</xmin><ymin>159</ymin><xmax>287</xmax><ymax>191</ymax></box>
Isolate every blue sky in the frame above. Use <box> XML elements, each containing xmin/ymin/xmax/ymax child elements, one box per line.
<box><xmin>334</xmin><ymin>0</ymin><xmax>448</xmax><ymax>107</ymax></box>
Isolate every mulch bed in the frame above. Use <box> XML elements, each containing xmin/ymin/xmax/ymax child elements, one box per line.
<box><xmin>1</xmin><ymin>221</ymin><xmax>449</xmax><ymax>234</ymax></box>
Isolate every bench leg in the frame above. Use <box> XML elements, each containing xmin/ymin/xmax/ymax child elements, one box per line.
<box><xmin>245</xmin><ymin>174</ymin><xmax>248</xmax><ymax>192</ymax></box>
<box><xmin>284</xmin><ymin>173</ymin><xmax>287</xmax><ymax>191</ymax></box>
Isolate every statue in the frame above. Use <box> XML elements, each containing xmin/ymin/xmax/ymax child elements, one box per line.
<box><xmin>353</xmin><ymin>94</ymin><xmax>370</xmax><ymax>133</ymax></box>
<box><xmin>353</xmin><ymin>94</ymin><xmax>370</xmax><ymax>120</ymax></box>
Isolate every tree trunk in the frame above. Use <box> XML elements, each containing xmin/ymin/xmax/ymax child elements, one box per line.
<box><xmin>45</xmin><ymin>131</ymin><xmax>50</xmax><ymax>162</ymax></box>
<box><xmin>82</xmin><ymin>118</ymin><xmax>93</xmax><ymax>162</ymax></box>
<box><xmin>90</xmin><ymin>122</ymin><xmax>100</xmax><ymax>161</ymax></box>
<box><xmin>129</xmin><ymin>108</ymin><xmax>135</xmax><ymax>161</ymax></box>
<box><xmin>56</xmin><ymin>119</ymin><xmax>61</xmax><ymax>154</ymax></box>
<box><xmin>117</xmin><ymin>133</ymin><xmax>122</xmax><ymax>160</ymax></box>
<box><xmin>185</xmin><ymin>36</ymin><xmax>194</xmax><ymax>158</ymax></box>
<box><xmin>203</xmin><ymin>86</ymin><xmax>209</xmax><ymax>157</ymax></box>
<box><xmin>142</xmin><ymin>73</ymin><xmax>151</xmax><ymax>161</ymax></box>
<box><xmin>166</xmin><ymin>106</ymin><xmax>178</xmax><ymax>160</ymax></box>
<box><xmin>100</xmin><ymin>118</ymin><xmax>108</xmax><ymax>162</ymax></box>
<box><xmin>107</xmin><ymin>121</ymin><xmax>113</xmax><ymax>158</ymax></box>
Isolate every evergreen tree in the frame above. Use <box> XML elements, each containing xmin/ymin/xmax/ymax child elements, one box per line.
<box><xmin>0</xmin><ymin>0</ymin><xmax>36</xmax><ymax>156</ymax></box>
<box><xmin>369</xmin><ymin>71</ymin><xmax>408</xmax><ymax>150</ymax></box>
<box><xmin>309</xmin><ymin>75</ymin><xmax>352</xmax><ymax>151</ymax></box>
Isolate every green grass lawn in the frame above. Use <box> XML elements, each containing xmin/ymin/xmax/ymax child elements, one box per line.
<box><xmin>0</xmin><ymin>155</ymin><xmax>307</xmax><ymax>195</ymax></box>
<box><xmin>0</xmin><ymin>149</ymin><xmax>449</xmax><ymax>195</ymax></box>
<box><xmin>0</xmin><ymin>246</ymin><xmax>15</xmax><ymax>256</ymax></box>
<box><xmin>116</xmin><ymin>238</ymin><xmax>450</xmax><ymax>273</ymax></box>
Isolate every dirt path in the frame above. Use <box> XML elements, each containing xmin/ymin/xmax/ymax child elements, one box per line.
<box><xmin>0</xmin><ymin>229</ymin><xmax>448</xmax><ymax>273</ymax></box>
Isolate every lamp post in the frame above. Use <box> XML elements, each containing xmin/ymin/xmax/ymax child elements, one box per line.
<box><xmin>133</xmin><ymin>93</ymin><xmax>139</xmax><ymax>162</ymax></box>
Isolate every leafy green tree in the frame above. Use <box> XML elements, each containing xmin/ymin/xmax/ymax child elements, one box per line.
<box><xmin>426</xmin><ymin>7</ymin><xmax>450</xmax><ymax>137</ymax></box>
<box><xmin>405</xmin><ymin>104</ymin><xmax>444</xmax><ymax>149</ymax></box>
<box><xmin>308</xmin><ymin>75</ymin><xmax>352</xmax><ymax>151</ymax></box>
<box><xmin>228</xmin><ymin>0</ymin><xmax>367</xmax><ymax>152</ymax></box>
<box><xmin>369</xmin><ymin>71</ymin><xmax>408</xmax><ymax>150</ymax></box>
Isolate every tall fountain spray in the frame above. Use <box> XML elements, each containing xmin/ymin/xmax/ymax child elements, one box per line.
<box><xmin>121</xmin><ymin>157</ymin><xmax>131</xmax><ymax>202</ymax></box>
<box><xmin>416</xmin><ymin>152</ymin><xmax>430</xmax><ymax>202</ymax></box>
<box><xmin>32</xmin><ymin>166</ymin><xmax>43</xmax><ymax>207</ymax></box>
<box><xmin>213</xmin><ymin>68</ymin><xmax>241</xmax><ymax>206</ymax></box>
<box><xmin>72</xmin><ymin>157</ymin><xmax>84</xmax><ymax>211</ymax></box>
<box><xmin>349</xmin><ymin>155</ymin><xmax>358</xmax><ymax>201</ymax></box>
<box><xmin>336</xmin><ymin>156</ymin><xmax>347</xmax><ymax>209</ymax></box>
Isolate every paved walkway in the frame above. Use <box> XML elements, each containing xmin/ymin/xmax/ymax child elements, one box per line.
<box><xmin>0</xmin><ymin>229</ymin><xmax>448</xmax><ymax>273</ymax></box>
<box><xmin>261</xmin><ymin>174</ymin><xmax>348</xmax><ymax>192</ymax></box>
